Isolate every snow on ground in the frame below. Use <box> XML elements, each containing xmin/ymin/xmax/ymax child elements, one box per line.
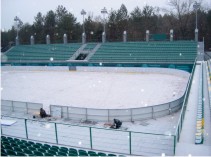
<box><xmin>1</xmin><ymin>68</ymin><xmax>189</xmax><ymax>112</ymax></box>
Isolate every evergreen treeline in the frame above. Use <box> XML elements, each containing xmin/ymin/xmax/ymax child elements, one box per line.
<box><xmin>1</xmin><ymin>2</ymin><xmax>211</xmax><ymax>51</ymax></box>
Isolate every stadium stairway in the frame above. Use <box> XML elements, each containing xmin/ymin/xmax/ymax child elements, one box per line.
<box><xmin>175</xmin><ymin>62</ymin><xmax>211</xmax><ymax>156</ymax></box>
<box><xmin>69</xmin><ymin>43</ymin><xmax>101</xmax><ymax>61</ymax></box>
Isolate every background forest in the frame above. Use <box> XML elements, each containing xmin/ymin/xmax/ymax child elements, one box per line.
<box><xmin>1</xmin><ymin>0</ymin><xmax>211</xmax><ymax>51</ymax></box>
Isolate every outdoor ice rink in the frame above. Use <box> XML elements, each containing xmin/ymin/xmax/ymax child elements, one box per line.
<box><xmin>1</xmin><ymin>66</ymin><xmax>192</xmax><ymax>155</ymax></box>
<box><xmin>1</xmin><ymin>66</ymin><xmax>189</xmax><ymax>110</ymax></box>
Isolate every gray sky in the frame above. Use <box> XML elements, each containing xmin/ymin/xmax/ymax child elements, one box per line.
<box><xmin>1</xmin><ymin>0</ymin><xmax>211</xmax><ymax>31</ymax></box>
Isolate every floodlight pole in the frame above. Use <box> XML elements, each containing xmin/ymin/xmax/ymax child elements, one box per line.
<box><xmin>81</xmin><ymin>9</ymin><xmax>86</xmax><ymax>33</ymax></box>
<box><xmin>14</xmin><ymin>16</ymin><xmax>19</xmax><ymax>38</ymax></box>
<box><xmin>101</xmin><ymin>7</ymin><xmax>108</xmax><ymax>34</ymax></box>
<box><xmin>193</xmin><ymin>1</ymin><xmax>200</xmax><ymax>30</ymax></box>
<box><xmin>14</xmin><ymin>16</ymin><xmax>23</xmax><ymax>45</ymax></box>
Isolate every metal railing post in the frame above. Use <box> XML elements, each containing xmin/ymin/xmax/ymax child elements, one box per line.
<box><xmin>12</xmin><ymin>101</ymin><xmax>14</xmax><ymax>112</ymax></box>
<box><xmin>152</xmin><ymin>107</ymin><xmax>154</xmax><ymax>119</ymax></box>
<box><xmin>90</xmin><ymin>127</ymin><xmax>93</xmax><ymax>149</ymax></box>
<box><xmin>25</xmin><ymin>119</ymin><xmax>28</xmax><ymax>139</ymax></box>
<box><xmin>67</xmin><ymin>107</ymin><xmax>69</xmax><ymax>119</ymax></box>
<box><xmin>86</xmin><ymin>108</ymin><xmax>88</xmax><ymax>121</ymax></box>
<box><xmin>129</xmin><ymin>131</ymin><xmax>132</xmax><ymax>155</ymax></box>
<box><xmin>173</xmin><ymin>135</ymin><xmax>176</xmax><ymax>155</ymax></box>
<box><xmin>26</xmin><ymin>102</ymin><xmax>28</xmax><ymax>114</ymax></box>
<box><xmin>169</xmin><ymin>103</ymin><xmax>171</xmax><ymax>115</ymax></box>
<box><xmin>55</xmin><ymin>123</ymin><xmax>58</xmax><ymax>144</ymax></box>
<box><xmin>108</xmin><ymin>109</ymin><xmax>110</xmax><ymax>122</ymax></box>
<box><xmin>130</xmin><ymin>109</ymin><xmax>133</xmax><ymax>122</ymax></box>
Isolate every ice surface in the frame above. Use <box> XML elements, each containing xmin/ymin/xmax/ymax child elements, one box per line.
<box><xmin>1</xmin><ymin>68</ymin><xmax>189</xmax><ymax>113</ymax></box>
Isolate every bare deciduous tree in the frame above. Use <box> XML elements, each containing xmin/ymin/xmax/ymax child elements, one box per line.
<box><xmin>167</xmin><ymin>0</ymin><xmax>199</xmax><ymax>39</ymax></box>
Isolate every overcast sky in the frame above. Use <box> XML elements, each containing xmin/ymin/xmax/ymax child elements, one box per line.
<box><xmin>1</xmin><ymin>0</ymin><xmax>211</xmax><ymax>31</ymax></box>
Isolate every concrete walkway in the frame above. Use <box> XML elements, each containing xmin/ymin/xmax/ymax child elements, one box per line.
<box><xmin>175</xmin><ymin>63</ymin><xmax>211</xmax><ymax>156</ymax></box>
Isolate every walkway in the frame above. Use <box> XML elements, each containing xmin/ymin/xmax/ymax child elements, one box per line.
<box><xmin>175</xmin><ymin>63</ymin><xmax>211</xmax><ymax>156</ymax></box>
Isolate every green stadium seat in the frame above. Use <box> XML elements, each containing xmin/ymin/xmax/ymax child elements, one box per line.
<box><xmin>69</xmin><ymin>148</ymin><xmax>78</xmax><ymax>155</ymax></box>
<box><xmin>52</xmin><ymin>145</ymin><xmax>59</xmax><ymax>149</ymax></box>
<box><xmin>16</xmin><ymin>151</ymin><xmax>26</xmax><ymax>156</ymax></box>
<box><xmin>2</xmin><ymin>141</ymin><xmax>10</xmax><ymax>146</ymax></box>
<box><xmin>33</xmin><ymin>150</ymin><xmax>44</xmax><ymax>156</ymax></box>
<box><xmin>27</xmin><ymin>141</ymin><xmax>35</xmax><ymax>145</ymax></box>
<box><xmin>108</xmin><ymin>154</ymin><xmax>117</xmax><ymax>156</ymax></box>
<box><xmin>1</xmin><ymin>148</ymin><xmax>7</xmax><ymax>154</ymax></box>
<box><xmin>28</xmin><ymin>146</ymin><xmax>37</xmax><ymax>151</ymax></box>
<box><xmin>10</xmin><ymin>142</ymin><xmax>19</xmax><ymax>147</ymax></box>
<box><xmin>24</xmin><ymin>142</ymin><xmax>31</xmax><ymax>147</ymax></box>
<box><xmin>35</xmin><ymin>142</ymin><xmax>43</xmax><ymax>147</ymax></box>
<box><xmin>3</xmin><ymin>143</ymin><xmax>13</xmax><ymax>150</ymax></box>
<box><xmin>43</xmin><ymin>143</ymin><xmax>51</xmax><ymax>148</ymax></box>
<box><xmin>42</xmin><ymin>145</ymin><xmax>50</xmax><ymax>150</ymax></box>
<box><xmin>18</xmin><ymin>144</ymin><xmax>28</xmax><ymax>150</ymax></box>
<box><xmin>47</xmin><ymin>149</ymin><xmax>58</xmax><ymax>155</ymax></box>
<box><xmin>1</xmin><ymin>136</ymin><xmax>7</xmax><ymax>140</ymax></box>
<box><xmin>7</xmin><ymin>137</ymin><xmax>13</xmax><ymax>141</ymax></box>
<box><xmin>1</xmin><ymin>152</ymin><xmax>7</xmax><ymax>156</ymax></box>
<box><xmin>60</xmin><ymin>146</ymin><xmax>68</xmax><ymax>152</ymax></box>
<box><xmin>21</xmin><ymin>139</ymin><xmax>28</xmax><ymax>144</ymax></box>
<box><xmin>68</xmin><ymin>152</ymin><xmax>78</xmax><ymax>156</ymax></box>
<box><xmin>45</xmin><ymin>152</ymin><xmax>54</xmax><ymax>156</ymax></box>
<box><xmin>88</xmin><ymin>151</ymin><xmax>98</xmax><ymax>156</ymax></box>
<box><xmin>50</xmin><ymin>147</ymin><xmax>59</xmax><ymax>152</ymax></box>
<box><xmin>6</xmin><ymin>149</ymin><xmax>17</xmax><ymax>156</ymax></box>
<box><xmin>79</xmin><ymin>149</ymin><xmax>88</xmax><ymax>156</ymax></box>
<box><xmin>98</xmin><ymin>152</ymin><xmax>107</xmax><ymax>156</ymax></box>
<box><xmin>13</xmin><ymin>138</ymin><xmax>21</xmax><ymax>142</ymax></box>
<box><xmin>33</xmin><ymin>144</ymin><xmax>41</xmax><ymax>149</ymax></box>
<box><xmin>13</xmin><ymin>146</ymin><xmax>23</xmax><ymax>153</ymax></box>
<box><xmin>57</xmin><ymin>151</ymin><xmax>67</xmax><ymax>156</ymax></box>
<box><xmin>23</xmin><ymin>148</ymin><xmax>33</xmax><ymax>155</ymax></box>
<box><xmin>37</xmin><ymin>148</ymin><xmax>47</xmax><ymax>153</ymax></box>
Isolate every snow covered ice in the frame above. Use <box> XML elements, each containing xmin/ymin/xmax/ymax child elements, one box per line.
<box><xmin>1</xmin><ymin>67</ymin><xmax>189</xmax><ymax>112</ymax></box>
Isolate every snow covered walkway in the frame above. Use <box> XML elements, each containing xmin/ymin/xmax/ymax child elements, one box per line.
<box><xmin>175</xmin><ymin>63</ymin><xmax>211</xmax><ymax>156</ymax></box>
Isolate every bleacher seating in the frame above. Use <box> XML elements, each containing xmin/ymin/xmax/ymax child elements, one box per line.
<box><xmin>195</xmin><ymin>64</ymin><xmax>204</xmax><ymax>144</ymax></box>
<box><xmin>2</xmin><ymin>41</ymin><xmax>197</xmax><ymax>64</ymax></box>
<box><xmin>206</xmin><ymin>60</ymin><xmax>211</xmax><ymax>113</ymax></box>
<box><xmin>83</xmin><ymin>43</ymin><xmax>97</xmax><ymax>50</ymax></box>
<box><xmin>89</xmin><ymin>41</ymin><xmax>197</xmax><ymax>64</ymax></box>
<box><xmin>5</xmin><ymin>43</ymin><xmax>81</xmax><ymax>62</ymax></box>
<box><xmin>1</xmin><ymin>136</ymin><xmax>117</xmax><ymax>156</ymax></box>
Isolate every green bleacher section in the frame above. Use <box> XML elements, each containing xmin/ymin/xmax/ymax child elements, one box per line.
<box><xmin>1</xmin><ymin>136</ymin><xmax>117</xmax><ymax>156</ymax></box>
<box><xmin>89</xmin><ymin>41</ymin><xmax>197</xmax><ymax>64</ymax></box>
<box><xmin>83</xmin><ymin>43</ymin><xmax>97</xmax><ymax>50</ymax></box>
<box><xmin>5</xmin><ymin>43</ymin><xmax>81</xmax><ymax>62</ymax></box>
